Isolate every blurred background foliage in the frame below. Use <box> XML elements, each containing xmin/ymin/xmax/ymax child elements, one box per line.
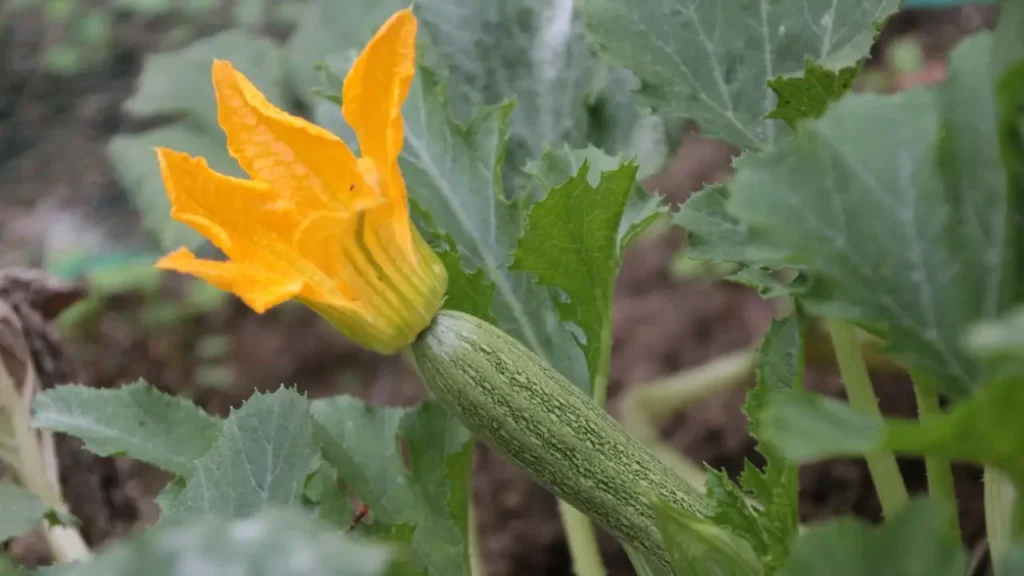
<box><xmin>0</xmin><ymin>0</ymin><xmax>995</xmax><ymax>292</ymax></box>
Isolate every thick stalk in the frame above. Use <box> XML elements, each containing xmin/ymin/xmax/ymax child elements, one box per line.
<box><xmin>827</xmin><ymin>318</ymin><xmax>909</xmax><ymax>518</ymax></box>
<box><xmin>559</xmin><ymin>502</ymin><xmax>607</xmax><ymax>576</ymax></box>
<box><xmin>621</xmin><ymin>348</ymin><xmax>756</xmax><ymax>489</ymax></box>
<box><xmin>1</xmin><ymin>364</ymin><xmax>91</xmax><ymax>563</ymax></box>
<box><xmin>985</xmin><ymin>467</ymin><xmax>1021</xmax><ymax>573</ymax></box>
<box><xmin>468</xmin><ymin>484</ymin><xmax>486</xmax><ymax>576</ymax></box>
<box><xmin>909</xmin><ymin>369</ymin><xmax>960</xmax><ymax>541</ymax></box>
<box><xmin>591</xmin><ymin>313</ymin><xmax>614</xmax><ymax>409</ymax></box>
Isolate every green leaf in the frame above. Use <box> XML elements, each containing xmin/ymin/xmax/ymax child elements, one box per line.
<box><xmin>740</xmin><ymin>315</ymin><xmax>804</xmax><ymax>570</ymax></box>
<box><xmin>400</xmin><ymin>402</ymin><xmax>474</xmax><ymax>575</ymax></box>
<box><xmin>760</xmin><ymin>390</ymin><xmax>883</xmax><ymax>463</ymax></box>
<box><xmin>0</xmin><ymin>554</ymin><xmax>24</xmax><ymax>576</ymax></box>
<box><xmin>763</xmin><ymin>373</ymin><xmax>1024</xmax><ymax>494</ymax></box>
<box><xmin>0</xmin><ymin>482</ymin><xmax>47</xmax><ymax>542</ymax></box>
<box><xmin>436</xmin><ymin>246</ymin><xmax>496</xmax><ymax>322</ymax></box>
<box><xmin>40</xmin><ymin>508</ymin><xmax>400</xmax><ymax>576</ymax></box>
<box><xmin>312</xmin><ymin>399</ymin><xmax>416</xmax><ymax>528</ymax></box>
<box><xmin>677</xmin><ymin>186</ymin><xmax>773</xmax><ymax>265</ymax></box>
<box><xmin>512</xmin><ymin>157</ymin><xmax>640</xmax><ymax>394</ymax></box>
<box><xmin>780</xmin><ymin>499</ymin><xmax>965</xmax><ymax>576</ymax></box>
<box><xmin>654</xmin><ymin>499</ymin><xmax>761</xmax><ymax>576</ymax></box>
<box><xmin>582</xmin><ymin>0</ymin><xmax>900</xmax><ymax>150</ymax></box>
<box><xmin>701</xmin><ymin>470</ymin><xmax>764</xmax><ymax>561</ymax></box>
<box><xmin>993</xmin><ymin>0</ymin><xmax>1024</xmax><ymax>301</ymax></box>
<box><xmin>233</xmin><ymin>0</ymin><xmax>268</xmax><ymax>28</ymax></box>
<box><xmin>522</xmin><ymin>145</ymin><xmax>666</xmax><ymax>251</ymax></box>
<box><xmin>161</xmin><ymin>388</ymin><xmax>319</xmax><ymax>522</ymax></box>
<box><xmin>938</xmin><ymin>32</ymin><xmax>1017</xmax><ymax>320</ymax></box>
<box><xmin>966</xmin><ymin>304</ymin><xmax>1024</xmax><ymax>374</ymax></box>
<box><xmin>586</xmin><ymin>65</ymin><xmax>670</xmax><ymax>180</ymax></box>
<box><xmin>727</xmin><ymin>32</ymin><xmax>1015</xmax><ymax>397</ymax></box>
<box><xmin>412</xmin><ymin>0</ymin><xmax>598</xmax><ymax>188</ymax></box>
<box><xmin>397</xmin><ymin>64</ymin><xmax>588</xmax><ymax>388</ymax></box>
<box><xmin>124</xmin><ymin>30</ymin><xmax>287</xmax><ymax>131</ymax></box>
<box><xmin>884</xmin><ymin>375</ymin><xmax>1024</xmax><ymax>489</ymax></box>
<box><xmin>674</xmin><ymin>185</ymin><xmax>796</xmax><ymax>291</ymax></box>
<box><xmin>511</xmin><ymin>145</ymin><xmax>665</xmax><ymax>393</ymax></box>
<box><xmin>766</xmin><ymin>61</ymin><xmax>860</xmax><ymax>129</ymax></box>
<box><xmin>674</xmin><ymin>185</ymin><xmax>804</xmax><ymax>300</ymax></box>
<box><xmin>695</xmin><ymin>317</ymin><xmax>805</xmax><ymax>574</ymax></box>
<box><xmin>996</xmin><ymin>545</ymin><xmax>1024</xmax><ymax>576</ymax></box>
<box><xmin>32</xmin><ymin>381</ymin><xmax>222</xmax><ymax>477</ymax></box>
<box><xmin>311</xmin><ymin>397</ymin><xmax>473</xmax><ymax>576</ymax></box>
<box><xmin>292</xmin><ymin>0</ymin><xmax>663</xmax><ymax>181</ymax></box>
<box><xmin>674</xmin><ymin>181</ymin><xmax>807</xmax><ymax>298</ymax></box>
<box><xmin>286</xmin><ymin>0</ymin><xmax>407</xmax><ymax>107</ymax></box>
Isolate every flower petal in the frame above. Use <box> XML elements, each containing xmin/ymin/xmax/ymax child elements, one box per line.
<box><xmin>158</xmin><ymin>147</ymin><xmax>304</xmax><ymax>258</ymax></box>
<box><xmin>342</xmin><ymin>8</ymin><xmax>416</xmax><ymax>170</ymax></box>
<box><xmin>342</xmin><ymin>9</ymin><xmax>417</xmax><ymax>259</ymax></box>
<box><xmin>156</xmin><ymin>248</ymin><xmax>303</xmax><ymax>313</ymax></box>
<box><xmin>211</xmin><ymin>60</ymin><xmax>378</xmax><ymax>213</ymax></box>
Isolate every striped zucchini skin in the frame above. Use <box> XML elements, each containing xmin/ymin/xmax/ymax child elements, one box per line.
<box><xmin>412</xmin><ymin>310</ymin><xmax>710</xmax><ymax>570</ymax></box>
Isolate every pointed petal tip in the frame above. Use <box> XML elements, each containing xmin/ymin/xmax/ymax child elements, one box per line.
<box><xmin>155</xmin><ymin>247</ymin><xmax>199</xmax><ymax>272</ymax></box>
<box><xmin>393</xmin><ymin>6</ymin><xmax>415</xmax><ymax>22</ymax></box>
<box><xmin>211</xmin><ymin>59</ymin><xmax>237</xmax><ymax>79</ymax></box>
<box><xmin>155</xmin><ymin>147</ymin><xmax>207</xmax><ymax>171</ymax></box>
<box><xmin>343</xmin><ymin>7</ymin><xmax>418</xmax><ymax>169</ymax></box>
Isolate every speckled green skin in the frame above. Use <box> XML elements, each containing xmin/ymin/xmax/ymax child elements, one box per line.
<box><xmin>412</xmin><ymin>310</ymin><xmax>711</xmax><ymax>571</ymax></box>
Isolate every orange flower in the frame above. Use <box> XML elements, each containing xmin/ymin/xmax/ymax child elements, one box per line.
<box><xmin>155</xmin><ymin>9</ymin><xmax>447</xmax><ymax>355</ymax></box>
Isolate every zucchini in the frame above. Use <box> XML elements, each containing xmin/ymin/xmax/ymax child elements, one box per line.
<box><xmin>411</xmin><ymin>310</ymin><xmax>711</xmax><ymax>570</ymax></box>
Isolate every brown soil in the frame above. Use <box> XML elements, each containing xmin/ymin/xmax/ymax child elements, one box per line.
<box><xmin>0</xmin><ymin>4</ymin><xmax>999</xmax><ymax>575</ymax></box>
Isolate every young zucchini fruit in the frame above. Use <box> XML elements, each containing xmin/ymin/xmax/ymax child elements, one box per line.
<box><xmin>411</xmin><ymin>310</ymin><xmax>712</xmax><ymax>571</ymax></box>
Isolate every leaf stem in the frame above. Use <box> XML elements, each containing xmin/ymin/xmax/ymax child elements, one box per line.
<box><xmin>0</xmin><ymin>363</ymin><xmax>91</xmax><ymax>563</ymax></box>
<box><xmin>826</xmin><ymin>318</ymin><xmax>908</xmax><ymax>518</ymax></box>
<box><xmin>909</xmin><ymin>369</ymin><xmax>960</xmax><ymax>541</ymax></box>
<box><xmin>558</xmin><ymin>501</ymin><xmax>607</xmax><ymax>576</ymax></box>
<box><xmin>620</xmin><ymin>348</ymin><xmax>757</xmax><ymax>488</ymax></box>
<box><xmin>591</xmin><ymin>311</ymin><xmax>614</xmax><ymax>408</ymax></box>
<box><xmin>985</xmin><ymin>466</ymin><xmax>1021</xmax><ymax>573</ymax></box>
<box><xmin>468</xmin><ymin>480</ymin><xmax>486</xmax><ymax>576</ymax></box>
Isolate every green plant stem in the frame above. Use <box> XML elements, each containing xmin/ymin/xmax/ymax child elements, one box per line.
<box><xmin>559</xmin><ymin>502</ymin><xmax>607</xmax><ymax>576</ymax></box>
<box><xmin>0</xmin><ymin>364</ymin><xmax>91</xmax><ymax>563</ymax></box>
<box><xmin>468</xmin><ymin>482</ymin><xmax>486</xmax><ymax>576</ymax></box>
<box><xmin>827</xmin><ymin>318</ymin><xmax>908</xmax><ymax>518</ymax></box>
<box><xmin>985</xmin><ymin>467</ymin><xmax>1022</xmax><ymax>573</ymax></box>
<box><xmin>592</xmin><ymin>315</ymin><xmax>614</xmax><ymax>408</ymax></box>
<box><xmin>909</xmin><ymin>369</ymin><xmax>960</xmax><ymax>541</ymax></box>
<box><xmin>621</xmin><ymin>347</ymin><xmax>757</xmax><ymax>489</ymax></box>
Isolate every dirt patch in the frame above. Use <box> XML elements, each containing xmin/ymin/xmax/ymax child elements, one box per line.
<box><xmin>0</xmin><ymin>5</ymin><xmax>998</xmax><ymax>575</ymax></box>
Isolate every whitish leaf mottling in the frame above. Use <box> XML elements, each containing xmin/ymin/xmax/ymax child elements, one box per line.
<box><xmin>583</xmin><ymin>0</ymin><xmax>900</xmax><ymax>150</ymax></box>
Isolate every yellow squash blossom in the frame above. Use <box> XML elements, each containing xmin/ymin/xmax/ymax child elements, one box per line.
<box><xmin>155</xmin><ymin>8</ymin><xmax>447</xmax><ymax>354</ymax></box>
